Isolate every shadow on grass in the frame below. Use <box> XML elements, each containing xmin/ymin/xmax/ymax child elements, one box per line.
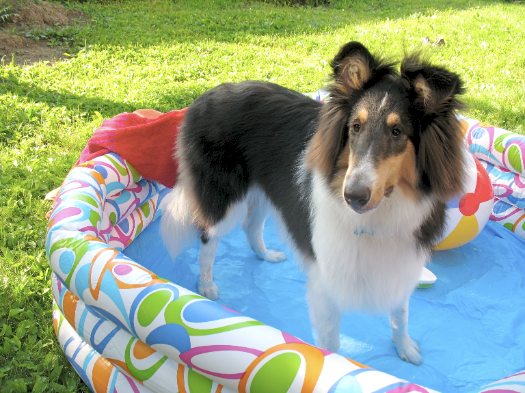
<box><xmin>0</xmin><ymin>73</ymin><xmax>193</xmax><ymax>114</ymax></box>
<box><xmin>465</xmin><ymin>97</ymin><xmax>525</xmax><ymax>133</ymax></box>
<box><xmin>73</xmin><ymin>0</ymin><xmax>509</xmax><ymax>48</ymax></box>
<box><xmin>0</xmin><ymin>73</ymin><xmax>135</xmax><ymax>112</ymax></box>
<box><xmin>0</xmin><ymin>73</ymin><xmax>197</xmax><ymax>143</ymax></box>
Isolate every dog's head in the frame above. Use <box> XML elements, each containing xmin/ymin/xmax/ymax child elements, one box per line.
<box><xmin>308</xmin><ymin>41</ymin><xmax>465</xmax><ymax>213</ymax></box>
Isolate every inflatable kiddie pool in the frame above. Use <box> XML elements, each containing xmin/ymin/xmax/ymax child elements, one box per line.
<box><xmin>47</xmin><ymin>102</ymin><xmax>525</xmax><ymax>392</ymax></box>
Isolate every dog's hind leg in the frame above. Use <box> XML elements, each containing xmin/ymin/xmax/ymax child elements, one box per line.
<box><xmin>197</xmin><ymin>235</ymin><xmax>220</xmax><ymax>300</ymax></box>
<box><xmin>242</xmin><ymin>193</ymin><xmax>286</xmax><ymax>263</ymax></box>
<box><xmin>307</xmin><ymin>266</ymin><xmax>341</xmax><ymax>352</ymax></box>
<box><xmin>391</xmin><ymin>300</ymin><xmax>422</xmax><ymax>365</ymax></box>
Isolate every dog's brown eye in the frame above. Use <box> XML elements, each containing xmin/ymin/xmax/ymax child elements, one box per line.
<box><xmin>352</xmin><ymin>123</ymin><xmax>361</xmax><ymax>134</ymax></box>
<box><xmin>391</xmin><ymin>128</ymin><xmax>401</xmax><ymax>138</ymax></box>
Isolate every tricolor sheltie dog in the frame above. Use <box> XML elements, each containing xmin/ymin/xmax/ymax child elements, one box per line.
<box><xmin>160</xmin><ymin>41</ymin><xmax>465</xmax><ymax>364</ymax></box>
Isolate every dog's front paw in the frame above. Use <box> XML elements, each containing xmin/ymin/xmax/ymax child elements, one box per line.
<box><xmin>198</xmin><ymin>279</ymin><xmax>219</xmax><ymax>300</ymax></box>
<box><xmin>259</xmin><ymin>249</ymin><xmax>286</xmax><ymax>263</ymax></box>
<box><xmin>393</xmin><ymin>337</ymin><xmax>422</xmax><ymax>365</ymax></box>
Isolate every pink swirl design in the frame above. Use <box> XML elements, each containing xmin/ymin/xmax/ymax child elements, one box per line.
<box><xmin>180</xmin><ymin>345</ymin><xmax>264</xmax><ymax>379</ymax></box>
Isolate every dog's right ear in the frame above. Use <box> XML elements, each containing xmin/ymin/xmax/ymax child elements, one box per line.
<box><xmin>307</xmin><ymin>42</ymin><xmax>392</xmax><ymax>178</ymax></box>
<box><xmin>330</xmin><ymin>41</ymin><xmax>383</xmax><ymax>94</ymax></box>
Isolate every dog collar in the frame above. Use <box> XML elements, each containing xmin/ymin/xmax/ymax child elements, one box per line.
<box><xmin>353</xmin><ymin>228</ymin><xmax>375</xmax><ymax>236</ymax></box>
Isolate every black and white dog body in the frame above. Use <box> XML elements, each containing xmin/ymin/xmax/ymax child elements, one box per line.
<box><xmin>160</xmin><ymin>41</ymin><xmax>466</xmax><ymax>365</ymax></box>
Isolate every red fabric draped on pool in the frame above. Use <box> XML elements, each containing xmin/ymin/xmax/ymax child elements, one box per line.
<box><xmin>78</xmin><ymin>108</ymin><xmax>188</xmax><ymax>188</ymax></box>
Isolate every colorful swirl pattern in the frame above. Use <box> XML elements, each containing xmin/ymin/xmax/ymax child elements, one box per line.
<box><xmin>479</xmin><ymin>370</ymin><xmax>525</xmax><ymax>393</ymax></box>
<box><xmin>48</xmin><ymin>152</ymin><xmax>430</xmax><ymax>392</ymax></box>
<box><xmin>53</xmin><ymin>303</ymin><xmax>154</xmax><ymax>393</ymax></box>
<box><xmin>462</xmin><ymin>117</ymin><xmax>525</xmax><ymax>239</ymax></box>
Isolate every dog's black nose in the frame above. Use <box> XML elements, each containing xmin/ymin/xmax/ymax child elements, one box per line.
<box><xmin>344</xmin><ymin>186</ymin><xmax>371</xmax><ymax>210</ymax></box>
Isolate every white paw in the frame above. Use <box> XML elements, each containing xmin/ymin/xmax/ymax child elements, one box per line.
<box><xmin>393</xmin><ymin>337</ymin><xmax>422</xmax><ymax>365</ymax></box>
<box><xmin>198</xmin><ymin>279</ymin><xmax>219</xmax><ymax>300</ymax></box>
<box><xmin>258</xmin><ymin>249</ymin><xmax>286</xmax><ymax>263</ymax></box>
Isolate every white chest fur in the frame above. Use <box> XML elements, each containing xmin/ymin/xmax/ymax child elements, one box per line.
<box><xmin>310</xmin><ymin>173</ymin><xmax>433</xmax><ymax>312</ymax></box>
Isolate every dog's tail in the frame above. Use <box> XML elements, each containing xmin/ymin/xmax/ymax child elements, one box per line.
<box><xmin>160</xmin><ymin>184</ymin><xmax>199</xmax><ymax>258</ymax></box>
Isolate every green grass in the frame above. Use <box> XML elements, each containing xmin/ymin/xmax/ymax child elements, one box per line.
<box><xmin>1</xmin><ymin>0</ymin><xmax>524</xmax><ymax>391</ymax></box>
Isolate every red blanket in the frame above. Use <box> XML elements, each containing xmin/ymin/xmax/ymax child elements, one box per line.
<box><xmin>78</xmin><ymin>108</ymin><xmax>188</xmax><ymax>188</ymax></box>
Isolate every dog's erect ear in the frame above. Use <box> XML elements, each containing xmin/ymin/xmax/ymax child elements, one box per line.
<box><xmin>308</xmin><ymin>42</ymin><xmax>394</xmax><ymax>177</ymax></box>
<box><xmin>330</xmin><ymin>41</ymin><xmax>381</xmax><ymax>93</ymax></box>
<box><xmin>401</xmin><ymin>55</ymin><xmax>465</xmax><ymax>115</ymax></box>
<box><xmin>401</xmin><ymin>56</ymin><xmax>466</xmax><ymax>201</ymax></box>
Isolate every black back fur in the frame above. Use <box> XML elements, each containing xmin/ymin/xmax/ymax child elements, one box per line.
<box><xmin>177</xmin><ymin>41</ymin><xmax>466</xmax><ymax>254</ymax></box>
<box><xmin>179</xmin><ymin>81</ymin><xmax>322</xmax><ymax>256</ymax></box>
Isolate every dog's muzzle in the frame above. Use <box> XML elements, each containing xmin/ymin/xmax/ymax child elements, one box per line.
<box><xmin>344</xmin><ymin>185</ymin><xmax>371</xmax><ymax>213</ymax></box>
